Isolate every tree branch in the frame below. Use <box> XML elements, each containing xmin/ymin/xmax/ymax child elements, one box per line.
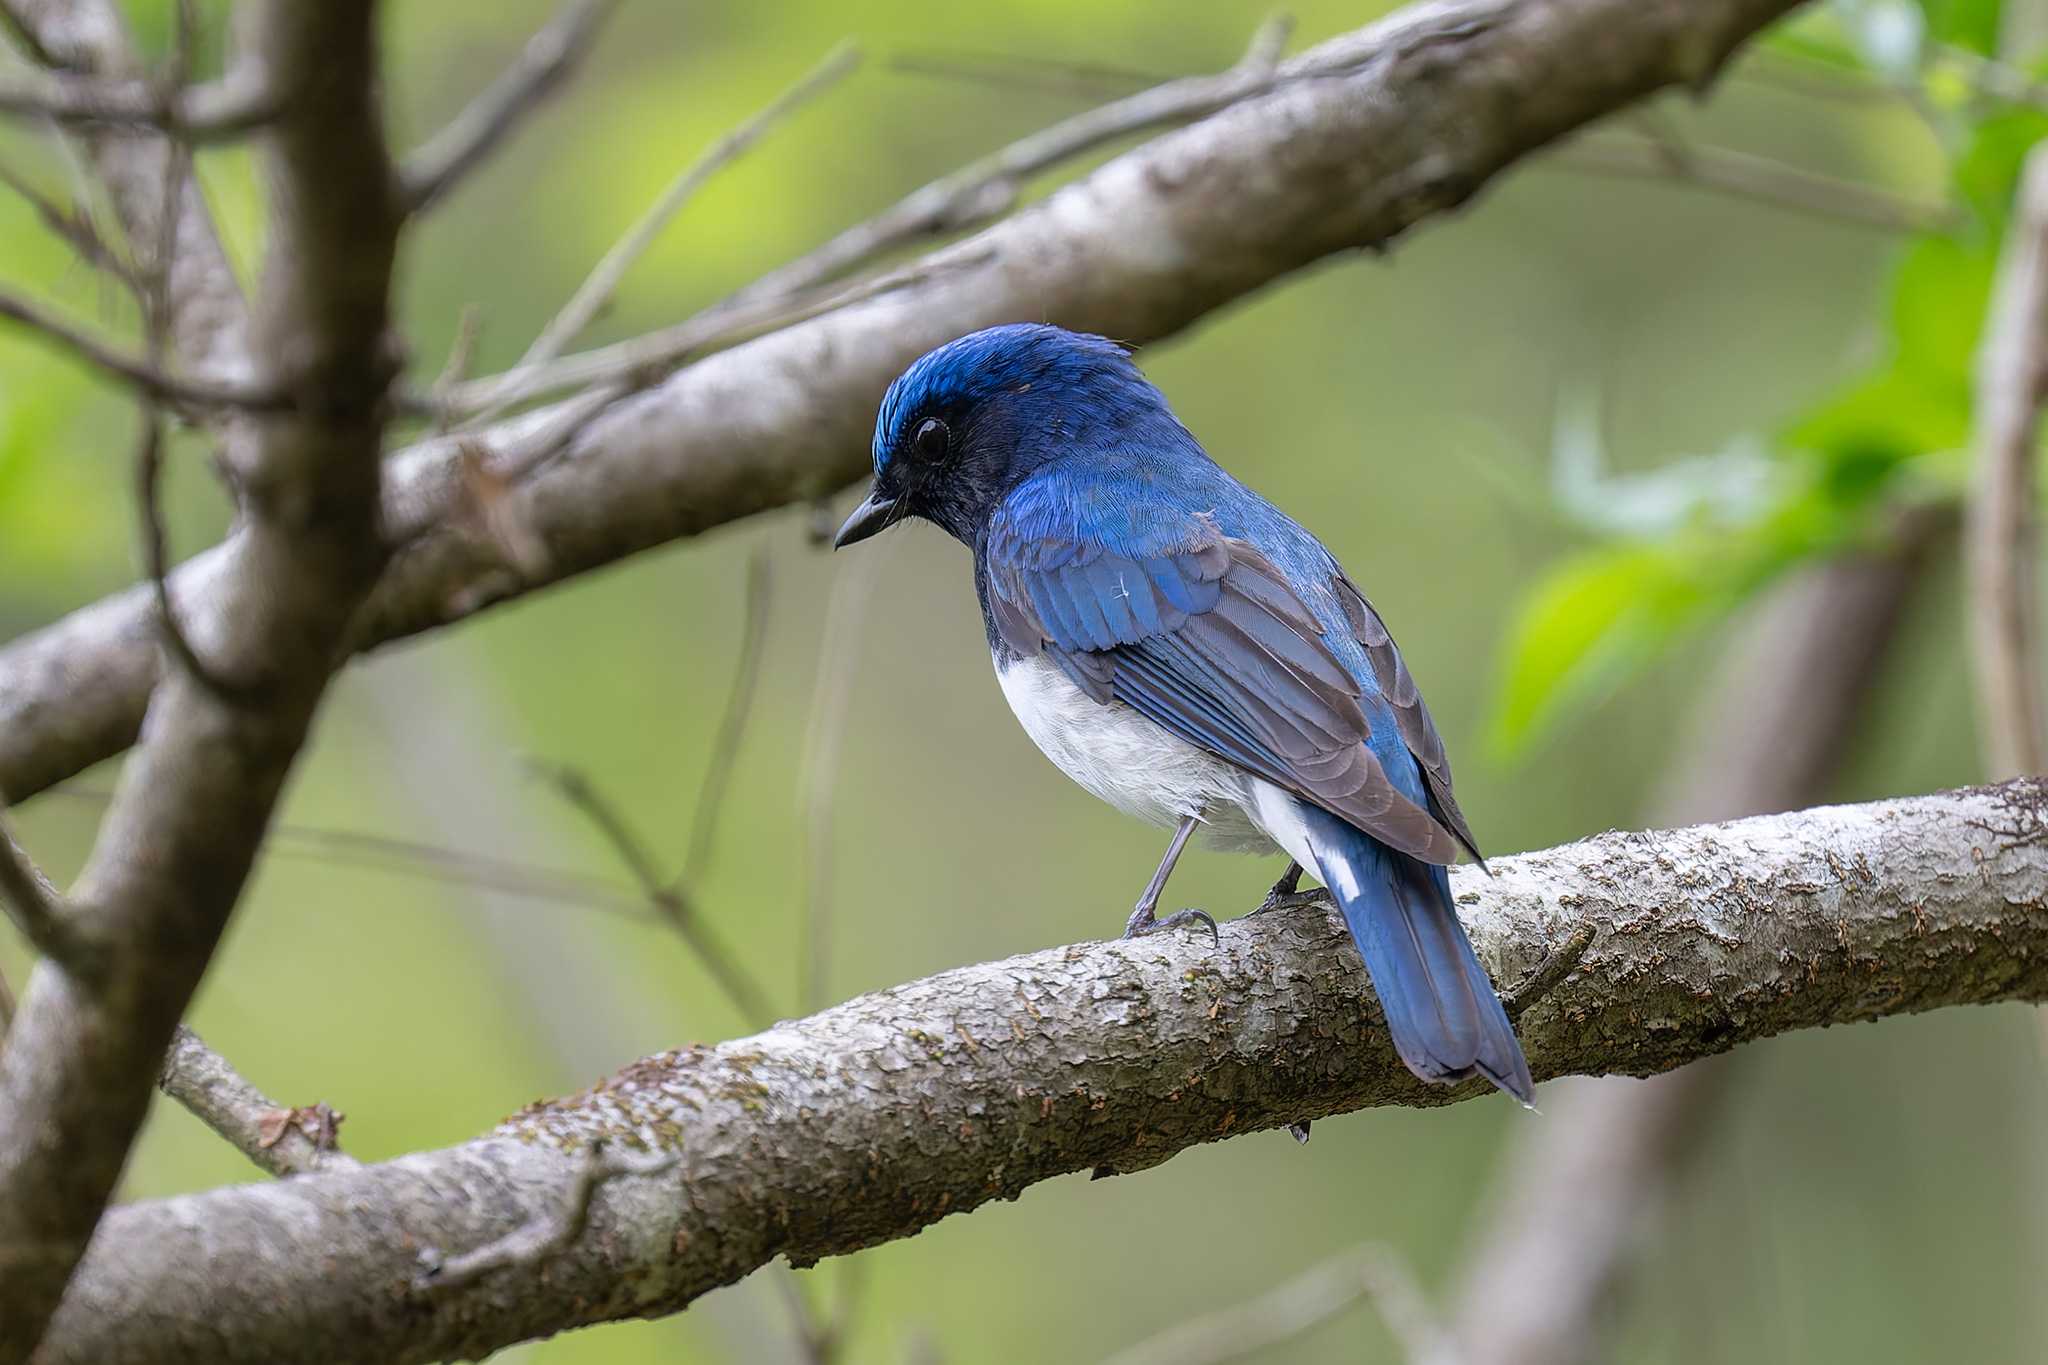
<box><xmin>462</xmin><ymin>40</ymin><xmax>860</xmax><ymax>424</ymax></box>
<box><xmin>34</xmin><ymin>782</ymin><xmax>2048</xmax><ymax>1365</ymax></box>
<box><xmin>0</xmin><ymin>0</ymin><xmax>402</xmax><ymax>1355</ymax></box>
<box><xmin>0</xmin><ymin>63</ymin><xmax>277</xmax><ymax>137</ymax></box>
<box><xmin>0</xmin><ymin>0</ymin><xmax>1814</xmax><ymax>806</ymax></box>
<box><xmin>0</xmin><ymin>287</ymin><xmax>279</xmax><ymax>409</ymax></box>
<box><xmin>1969</xmin><ymin>143</ymin><xmax>2048</xmax><ymax>779</ymax></box>
<box><xmin>397</xmin><ymin>0</ymin><xmax>620</xmax><ymax>214</ymax></box>
<box><xmin>1</xmin><ymin>0</ymin><xmax>252</xmax><ymax>387</ymax></box>
<box><xmin>0</xmin><ymin>802</ymin><xmax>89</xmax><ymax>972</ymax></box>
<box><xmin>158</xmin><ymin>1026</ymin><xmax>358</xmax><ymax>1179</ymax></box>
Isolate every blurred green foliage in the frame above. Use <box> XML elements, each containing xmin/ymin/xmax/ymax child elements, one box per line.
<box><xmin>1</xmin><ymin>1</ymin><xmax>2045</xmax><ymax>1363</ymax></box>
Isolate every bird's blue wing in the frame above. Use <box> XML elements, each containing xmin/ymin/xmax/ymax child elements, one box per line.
<box><xmin>984</xmin><ymin>491</ymin><xmax>1467</xmax><ymax>865</ymax></box>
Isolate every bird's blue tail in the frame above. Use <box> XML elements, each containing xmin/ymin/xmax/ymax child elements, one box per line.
<box><xmin>1297</xmin><ymin>803</ymin><xmax>1534</xmax><ymax>1105</ymax></box>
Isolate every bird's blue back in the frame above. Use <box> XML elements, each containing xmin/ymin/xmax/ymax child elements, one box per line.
<box><xmin>983</xmin><ymin>445</ymin><xmax>1433</xmax><ymax>816</ymax></box>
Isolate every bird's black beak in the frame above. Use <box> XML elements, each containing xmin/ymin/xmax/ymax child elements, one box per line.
<box><xmin>832</xmin><ymin>488</ymin><xmax>900</xmax><ymax>549</ymax></box>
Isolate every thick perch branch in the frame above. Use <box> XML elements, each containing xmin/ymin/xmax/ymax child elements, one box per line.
<box><xmin>0</xmin><ymin>0</ymin><xmax>1811</xmax><ymax>804</ymax></box>
<box><xmin>37</xmin><ymin>784</ymin><xmax>2048</xmax><ymax>1365</ymax></box>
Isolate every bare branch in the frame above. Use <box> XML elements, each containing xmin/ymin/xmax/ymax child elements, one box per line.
<box><xmin>158</xmin><ymin>1026</ymin><xmax>357</xmax><ymax>1179</ymax></box>
<box><xmin>0</xmin><ymin>0</ymin><xmax>1815</xmax><ymax>808</ymax></box>
<box><xmin>0</xmin><ymin>0</ymin><xmax>403</xmax><ymax>1353</ymax></box>
<box><xmin>398</xmin><ymin>0</ymin><xmax>622</xmax><ymax>214</ymax></box>
<box><xmin>1102</xmin><ymin>1245</ymin><xmax>1443</xmax><ymax>1365</ymax></box>
<box><xmin>528</xmin><ymin>760</ymin><xmax>778</xmax><ymax>1026</ymax></box>
<box><xmin>0</xmin><ymin>157</ymin><xmax>141</xmax><ymax>290</ymax></box>
<box><xmin>43</xmin><ymin>785</ymin><xmax>660</xmax><ymax>924</ymax></box>
<box><xmin>797</xmin><ymin>544</ymin><xmax>882</xmax><ymax>1012</ymax></box>
<box><xmin>726</xmin><ymin>14</ymin><xmax>1293</xmax><ymax>310</ymax></box>
<box><xmin>0</xmin><ymin>63</ymin><xmax>278</xmax><ymax>138</ymax></box>
<box><xmin>36</xmin><ymin>782</ymin><xmax>2048</xmax><ymax>1365</ymax></box>
<box><xmin>0</xmin><ymin>803</ymin><xmax>86</xmax><ymax>971</ymax></box>
<box><xmin>462</xmin><ymin>42</ymin><xmax>860</xmax><ymax>426</ymax></box>
<box><xmin>1</xmin><ymin>0</ymin><xmax>252</xmax><ymax>388</ymax></box>
<box><xmin>0</xmin><ymin>287</ymin><xmax>280</xmax><ymax>410</ymax></box>
<box><xmin>133</xmin><ymin>414</ymin><xmax>239</xmax><ymax>695</ymax></box>
<box><xmin>1554</xmin><ymin>129</ymin><xmax>1960</xmax><ymax>233</ymax></box>
<box><xmin>679</xmin><ymin>544</ymin><xmax>772</xmax><ymax>887</ymax></box>
<box><xmin>1969</xmin><ymin>143</ymin><xmax>2048</xmax><ymax>779</ymax></box>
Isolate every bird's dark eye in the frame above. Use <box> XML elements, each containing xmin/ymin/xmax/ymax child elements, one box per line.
<box><xmin>908</xmin><ymin>416</ymin><xmax>950</xmax><ymax>465</ymax></box>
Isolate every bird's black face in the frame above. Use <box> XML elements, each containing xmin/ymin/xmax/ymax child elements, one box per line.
<box><xmin>834</xmin><ymin>402</ymin><xmax>1026</xmax><ymax>550</ymax></box>
<box><xmin>832</xmin><ymin>410</ymin><xmax>963</xmax><ymax>548</ymax></box>
<box><xmin>834</xmin><ymin>324</ymin><xmax>1168</xmax><ymax>553</ymax></box>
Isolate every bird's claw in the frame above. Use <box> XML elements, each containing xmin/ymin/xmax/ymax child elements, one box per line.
<box><xmin>1123</xmin><ymin>905</ymin><xmax>1220</xmax><ymax>945</ymax></box>
<box><xmin>1253</xmin><ymin>887</ymin><xmax>1335</xmax><ymax>916</ymax></box>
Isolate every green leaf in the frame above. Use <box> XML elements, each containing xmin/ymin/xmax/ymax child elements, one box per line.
<box><xmin>1486</xmin><ymin>543</ymin><xmax>1709</xmax><ymax>761</ymax></box>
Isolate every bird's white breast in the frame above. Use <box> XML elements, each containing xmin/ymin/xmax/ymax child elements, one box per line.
<box><xmin>995</xmin><ymin>650</ymin><xmax>1284</xmax><ymax>854</ymax></box>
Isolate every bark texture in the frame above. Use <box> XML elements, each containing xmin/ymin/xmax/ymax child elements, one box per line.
<box><xmin>36</xmin><ymin>783</ymin><xmax>2048</xmax><ymax>1365</ymax></box>
<box><xmin>0</xmin><ymin>3</ymin><xmax>400</xmax><ymax>1357</ymax></box>
<box><xmin>0</xmin><ymin>0</ymin><xmax>1811</xmax><ymax>804</ymax></box>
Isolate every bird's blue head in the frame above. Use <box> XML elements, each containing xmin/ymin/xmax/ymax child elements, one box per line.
<box><xmin>833</xmin><ymin>323</ymin><xmax>1187</xmax><ymax>549</ymax></box>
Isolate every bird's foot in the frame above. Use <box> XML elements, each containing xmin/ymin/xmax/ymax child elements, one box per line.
<box><xmin>1251</xmin><ymin>860</ymin><xmax>1332</xmax><ymax>916</ymax></box>
<box><xmin>1123</xmin><ymin>904</ymin><xmax>1219</xmax><ymax>945</ymax></box>
<box><xmin>1253</xmin><ymin>886</ymin><xmax>1335</xmax><ymax>916</ymax></box>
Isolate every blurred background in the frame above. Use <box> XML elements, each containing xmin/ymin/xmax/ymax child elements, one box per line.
<box><xmin>2</xmin><ymin>0</ymin><xmax>2043</xmax><ymax>1360</ymax></box>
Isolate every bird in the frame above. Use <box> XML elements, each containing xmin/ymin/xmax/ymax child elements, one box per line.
<box><xmin>832</xmin><ymin>323</ymin><xmax>1533</xmax><ymax>1106</ymax></box>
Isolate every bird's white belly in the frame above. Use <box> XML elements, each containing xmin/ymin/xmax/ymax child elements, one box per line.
<box><xmin>995</xmin><ymin>650</ymin><xmax>1287</xmax><ymax>855</ymax></box>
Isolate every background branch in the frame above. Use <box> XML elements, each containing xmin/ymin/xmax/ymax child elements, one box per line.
<box><xmin>36</xmin><ymin>782</ymin><xmax>2048</xmax><ymax>1365</ymax></box>
<box><xmin>0</xmin><ymin>2</ymin><xmax>403</xmax><ymax>1355</ymax></box>
<box><xmin>1969</xmin><ymin>143</ymin><xmax>2048</xmax><ymax>778</ymax></box>
<box><xmin>398</xmin><ymin>0</ymin><xmax>621</xmax><ymax>214</ymax></box>
<box><xmin>0</xmin><ymin>0</ymin><xmax>1812</xmax><ymax>807</ymax></box>
<box><xmin>1439</xmin><ymin>503</ymin><xmax>1950</xmax><ymax>1365</ymax></box>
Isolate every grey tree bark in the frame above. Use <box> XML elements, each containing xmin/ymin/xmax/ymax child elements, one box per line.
<box><xmin>34</xmin><ymin>782</ymin><xmax>2048</xmax><ymax>1365</ymax></box>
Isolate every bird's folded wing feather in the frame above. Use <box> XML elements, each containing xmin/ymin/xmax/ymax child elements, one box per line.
<box><xmin>984</xmin><ymin>498</ymin><xmax>1475</xmax><ymax>865</ymax></box>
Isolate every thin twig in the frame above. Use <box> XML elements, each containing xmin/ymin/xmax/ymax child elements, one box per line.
<box><xmin>0</xmin><ymin>63</ymin><xmax>277</xmax><ymax>136</ymax></box>
<box><xmin>158</xmin><ymin>1025</ymin><xmax>356</xmax><ymax>1178</ymax></box>
<box><xmin>399</xmin><ymin>0</ymin><xmax>623</xmax><ymax>214</ymax></box>
<box><xmin>435</xmin><ymin>250</ymin><xmax>979</xmax><ymax>420</ymax></box>
<box><xmin>438</xmin><ymin>16</ymin><xmax>1301</xmax><ymax>415</ymax></box>
<box><xmin>1554</xmin><ymin>130</ymin><xmax>1960</xmax><ymax>234</ymax></box>
<box><xmin>1969</xmin><ymin>143</ymin><xmax>2048</xmax><ymax>778</ymax></box>
<box><xmin>727</xmin><ymin>15</ymin><xmax>1292</xmax><ymax>309</ymax></box>
<box><xmin>890</xmin><ymin>47</ymin><xmax>1165</xmax><ymax>100</ymax></box>
<box><xmin>0</xmin><ymin>156</ymin><xmax>141</xmax><ymax>290</ymax></box>
<box><xmin>0</xmin><ymin>286</ymin><xmax>282</xmax><ymax>409</ymax></box>
<box><xmin>0</xmin><ymin>802</ymin><xmax>96</xmax><ymax>977</ymax></box>
<box><xmin>465</xmin><ymin>42</ymin><xmax>860</xmax><ymax>426</ymax></box>
<box><xmin>679</xmin><ymin>544</ymin><xmax>772</xmax><ymax>888</ymax></box>
<box><xmin>527</xmin><ymin>760</ymin><xmax>778</xmax><ymax>1025</ymax></box>
<box><xmin>42</xmin><ymin>785</ymin><xmax>660</xmax><ymax>924</ymax></box>
<box><xmin>1101</xmin><ymin>1244</ymin><xmax>1445</xmax><ymax>1365</ymax></box>
<box><xmin>797</xmin><ymin>542</ymin><xmax>884</xmax><ymax>1014</ymax></box>
<box><xmin>431</xmin><ymin>303</ymin><xmax>483</xmax><ymax>431</ymax></box>
<box><xmin>0</xmin><ymin>959</ymin><xmax>14</xmax><ymax>1033</ymax></box>
<box><xmin>134</xmin><ymin>59</ymin><xmax>243</xmax><ymax>701</ymax></box>
<box><xmin>414</xmin><ymin>1140</ymin><xmax>676</xmax><ymax>1291</ymax></box>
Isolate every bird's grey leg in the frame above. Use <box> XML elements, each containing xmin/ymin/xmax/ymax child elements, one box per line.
<box><xmin>1255</xmin><ymin>860</ymin><xmax>1332</xmax><ymax>915</ymax></box>
<box><xmin>1122</xmin><ymin>815</ymin><xmax>1217</xmax><ymax>943</ymax></box>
